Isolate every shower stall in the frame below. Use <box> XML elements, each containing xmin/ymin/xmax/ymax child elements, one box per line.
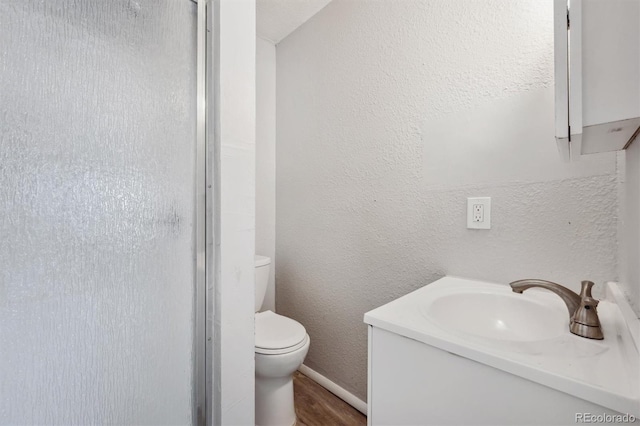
<box><xmin>1</xmin><ymin>0</ymin><xmax>212</xmax><ymax>423</ymax></box>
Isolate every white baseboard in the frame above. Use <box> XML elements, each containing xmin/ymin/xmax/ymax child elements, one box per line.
<box><xmin>298</xmin><ymin>364</ymin><xmax>367</xmax><ymax>415</ymax></box>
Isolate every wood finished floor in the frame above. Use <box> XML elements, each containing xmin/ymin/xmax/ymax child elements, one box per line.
<box><xmin>293</xmin><ymin>371</ymin><xmax>367</xmax><ymax>426</ymax></box>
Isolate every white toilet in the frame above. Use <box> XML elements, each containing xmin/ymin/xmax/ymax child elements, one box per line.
<box><xmin>255</xmin><ymin>255</ymin><xmax>310</xmax><ymax>426</ymax></box>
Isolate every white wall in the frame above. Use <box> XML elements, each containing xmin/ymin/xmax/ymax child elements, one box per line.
<box><xmin>256</xmin><ymin>36</ymin><xmax>277</xmax><ymax>312</ymax></box>
<box><xmin>275</xmin><ymin>0</ymin><xmax>620</xmax><ymax>401</ymax></box>
<box><xmin>620</xmin><ymin>141</ymin><xmax>640</xmax><ymax>315</ymax></box>
<box><xmin>214</xmin><ymin>0</ymin><xmax>256</xmax><ymax>423</ymax></box>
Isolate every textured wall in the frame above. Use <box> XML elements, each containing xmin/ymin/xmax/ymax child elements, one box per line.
<box><xmin>256</xmin><ymin>36</ymin><xmax>277</xmax><ymax>312</ymax></box>
<box><xmin>276</xmin><ymin>0</ymin><xmax>620</xmax><ymax>401</ymax></box>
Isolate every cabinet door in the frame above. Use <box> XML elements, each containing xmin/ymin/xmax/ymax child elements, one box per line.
<box><xmin>368</xmin><ymin>327</ymin><xmax>623</xmax><ymax>425</ymax></box>
<box><xmin>554</xmin><ymin>0</ymin><xmax>571</xmax><ymax>147</ymax></box>
<box><xmin>554</xmin><ymin>0</ymin><xmax>640</xmax><ymax>158</ymax></box>
<box><xmin>582</xmin><ymin>0</ymin><xmax>640</xmax><ymax>127</ymax></box>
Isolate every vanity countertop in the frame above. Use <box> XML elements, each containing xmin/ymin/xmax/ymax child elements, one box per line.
<box><xmin>364</xmin><ymin>276</ymin><xmax>640</xmax><ymax>416</ymax></box>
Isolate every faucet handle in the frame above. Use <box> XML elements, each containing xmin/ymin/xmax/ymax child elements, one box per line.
<box><xmin>570</xmin><ymin>280</ymin><xmax>604</xmax><ymax>339</ymax></box>
<box><xmin>574</xmin><ymin>280</ymin><xmax>600</xmax><ymax>327</ymax></box>
<box><xmin>573</xmin><ymin>297</ymin><xmax>600</xmax><ymax>325</ymax></box>
<box><xmin>579</xmin><ymin>280</ymin><xmax>595</xmax><ymax>298</ymax></box>
<box><xmin>570</xmin><ymin>294</ymin><xmax>604</xmax><ymax>339</ymax></box>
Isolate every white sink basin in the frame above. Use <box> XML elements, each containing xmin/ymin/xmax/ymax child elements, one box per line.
<box><xmin>424</xmin><ymin>290</ymin><xmax>567</xmax><ymax>341</ymax></box>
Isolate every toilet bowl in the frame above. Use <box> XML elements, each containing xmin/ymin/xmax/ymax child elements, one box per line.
<box><xmin>255</xmin><ymin>256</ymin><xmax>309</xmax><ymax>426</ymax></box>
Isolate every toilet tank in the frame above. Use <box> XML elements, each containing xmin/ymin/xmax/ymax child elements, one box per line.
<box><xmin>255</xmin><ymin>255</ymin><xmax>271</xmax><ymax>312</ymax></box>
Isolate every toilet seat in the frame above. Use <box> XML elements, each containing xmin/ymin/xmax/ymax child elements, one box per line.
<box><xmin>255</xmin><ymin>310</ymin><xmax>307</xmax><ymax>355</ymax></box>
<box><xmin>255</xmin><ymin>335</ymin><xmax>309</xmax><ymax>355</ymax></box>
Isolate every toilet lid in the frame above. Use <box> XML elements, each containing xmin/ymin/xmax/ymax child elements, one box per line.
<box><xmin>255</xmin><ymin>311</ymin><xmax>307</xmax><ymax>351</ymax></box>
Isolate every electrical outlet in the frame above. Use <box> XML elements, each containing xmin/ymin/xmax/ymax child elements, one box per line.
<box><xmin>467</xmin><ymin>197</ymin><xmax>491</xmax><ymax>229</ymax></box>
<box><xmin>473</xmin><ymin>204</ymin><xmax>484</xmax><ymax>222</ymax></box>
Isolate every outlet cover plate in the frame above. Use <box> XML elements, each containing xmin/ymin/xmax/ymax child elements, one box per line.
<box><xmin>467</xmin><ymin>197</ymin><xmax>491</xmax><ymax>229</ymax></box>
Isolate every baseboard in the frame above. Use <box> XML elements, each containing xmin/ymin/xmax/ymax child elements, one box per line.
<box><xmin>298</xmin><ymin>364</ymin><xmax>367</xmax><ymax>415</ymax></box>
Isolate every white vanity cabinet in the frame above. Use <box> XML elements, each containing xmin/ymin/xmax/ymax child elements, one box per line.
<box><xmin>367</xmin><ymin>327</ymin><xmax>625</xmax><ymax>426</ymax></box>
<box><xmin>554</xmin><ymin>0</ymin><xmax>640</xmax><ymax>159</ymax></box>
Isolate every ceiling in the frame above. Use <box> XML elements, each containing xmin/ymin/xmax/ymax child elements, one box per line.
<box><xmin>257</xmin><ymin>0</ymin><xmax>332</xmax><ymax>44</ymax></box>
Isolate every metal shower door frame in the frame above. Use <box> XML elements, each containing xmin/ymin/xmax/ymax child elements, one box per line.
<box><xmin>195</xmin><ymin>0</ymin><xmax>210</xmax><ymax>424</ymax></box>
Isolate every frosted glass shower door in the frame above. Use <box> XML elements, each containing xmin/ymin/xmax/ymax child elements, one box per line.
<box><xmin>0</xmin><ymin>1</ymin><xmax>200</xmax><ymax>424</ymax></box>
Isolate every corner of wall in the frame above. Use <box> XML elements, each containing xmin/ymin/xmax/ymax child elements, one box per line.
<box><xmin>256</xmin><ymin>37</ymin><xmax>277</xmax><ymax>312</ymax></box>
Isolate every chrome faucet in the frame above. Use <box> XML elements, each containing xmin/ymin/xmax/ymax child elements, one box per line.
<box><xmin>509</xmin><ymin>279</ymin><xmax>603</xmax><ymax>340</ymax></box>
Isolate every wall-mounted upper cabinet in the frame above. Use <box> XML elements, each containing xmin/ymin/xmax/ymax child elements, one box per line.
<box><xmin>555</xmin><ymin>0</ymin><xmax>640</xmax><ymax>160</ymax></box>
